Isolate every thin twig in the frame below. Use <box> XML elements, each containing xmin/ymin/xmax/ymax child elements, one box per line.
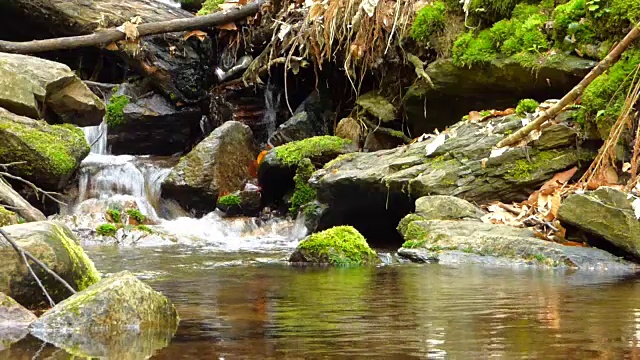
<box><xmin>0</xmin><ymin>172</ymin><xmax>66</xmax><ymax>205</ymax></box>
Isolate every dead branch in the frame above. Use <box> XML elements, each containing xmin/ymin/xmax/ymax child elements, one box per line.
<box><xmin>0</xmin><ymin>228</ymin><xmax>77</xmax><ymax>307</ymax></box>
<box><xmin>0</xmin><ymin>177</ymin><xmax>45</xmax><ymax>222</ymax></box>
<box><xmin>0</xmin><ymin>172</ymin><xmax>65</xmax><ymax>205</ymax></box>
<box><xmin>0</xmin><ymin>1</ymin><xmax>264</xmax><ymax>54</ymax></box>
<box><xmin>497</xmin><ymin>23</ymin><xmax>640</xmax><ymax>148</ymax></box>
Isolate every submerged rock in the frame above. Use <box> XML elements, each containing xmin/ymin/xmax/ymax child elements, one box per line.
<box><xmin>289</xmin><ymin>226</ymin><xmax>379</xmax><ymax>266</ymax></box>
<box><xmin>217</xmin><ymin>190</ymin><xmax>262</xmax><ymax>217</ymax></box>
<box><xmin>559</xmin><ymin>187</ymin><xmax>640</xmax><ymax>258</ymax></box>
<box><xmin>0</xmin><ymin>108</ymin><xmax>89</xmax><ymax>190</ymax></box>
<box><xmin>0</xmin><ymin>53</ymin><xmax>104</xmax><ymax>126</ymax></box>
<box><xmin>310</xmin><ymin>114</ymin><xmax>586</xmax><ymax>243</ymax></box>
<box><xmin>258</xmin><ymin>136</ymin><xmax>356</xmax><ymax>204</ymax></box>
<box><xmin>162</xmin><ymin>121</ymin><xmax>256</xmax><ymax>215</ymax></box>
<box><xmin>0</xmin><ymin>221</ymin><xmax>101</xmax><ymax>309</ymax></box>
<box><xmin>30</xmin><ymin>271</ymin><xmax>178</xmax><ymax>359</ymax></box>
<box><xmin>0</xmin><ymin>293</ymin><xmax>36</xmax><ymax>351</ymax></box>
<box><xmin>397</xmin><ymin>217</ymin><xmax>636</xmax><ymax>272</ymax></box>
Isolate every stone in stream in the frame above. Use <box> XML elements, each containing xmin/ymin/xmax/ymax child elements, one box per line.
<box><xmin>162</xmin><ymin>121</ymin><xmax>257</xmax><ymax>216</ymax></box>
<box><xmin>217</xmin><ymin>189</ymin><xmax>262</xmax><ymax>217</ymax></box>
<box><xmin>290</xmin><ymin>226</ymin><xmax>380</xmax><ymax>266</ymax></box>
<box><xmin>0</xmin><ymin>108</ymin><xmax>90</xmax><ymax>191</ymax></box>
<box><xmin>258</xmin><ymin>136</ymin><xmax>357</xmax><ymax>205</ymax></box>
<box><xmin>558</xmin><ymin>187</ymin><xmax>640</xmax><ymax>259</ymax></box>
<box><xmin>0</xmin><ymin>292</ymin><xmax>37</xmax><ymax>351</ymax></box>
<box><xmin>268</xmin><ymin>90</ymin><xmax>333</xmax><ymax>146</ymax></box>
<box><xmin>29</xmin><ymin>271</ymin><xmax>178</xmax><ymax>359</ymax></box>
<box><xmin>0</xmin><ymin>53</ymin><xmax>104</xmax><ymax>126</ymax></box>
<box><xmin>309</xmin><ymin>113</ymin><xmax>586</xmax><ymax>243</ymax></box>
<box><xmin>0</xmin><ymin>221</ymin><xmax>101</xmax><ymax>309</ymax></box>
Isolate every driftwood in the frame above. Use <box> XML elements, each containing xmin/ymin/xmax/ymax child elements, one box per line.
<box><xmin>0</xmin><ymin>228</ymin><xmax>77</xmax><ymax>307</ymax></box>
<box><xmin>0</xmin><ymin>1</ymin><xmax>263</xmax><ymax>54</ymax></box>
<box><xmin>497</xmin><ymin>23</ymin><xmax>640</xmax><ymax>148</ymax></box>
<box><xmin>0</xmin><ymin>177</ymin><xmax>46</xmax><ymax>222</ymax></box>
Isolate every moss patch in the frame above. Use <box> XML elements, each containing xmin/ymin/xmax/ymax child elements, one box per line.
<box><xmin>218</xmin><ymin>194</ymin><xmax>241</xmax><ymax>207</ymax></box>
<box><xmin>516</xmin><ymin>99</ymin><xmax>539</xmax><ymax>116</ymax></box>
<box><xmin>274</xmin><ymin>136</ymin><xmax>352</xmax><ymax>166</ymax></box>
<box><xmin>105</xmin><ymin>95</ymin><xmax>129</xmax><ymax>127</ymax></box>
<box><xmin>411</xmin><ymin>1</ymin><xmax>447</xmax><ymax>43</ymax></box>
<box><xmin>197</xmin><ymin>0</ymin><xmax>224</xmax><ymax>15</ymax></box>
<box><xmin>53</xmin><ymin>225</ymin><xmax>101</xmax><ymax>291</ymax></box>
<box><xmin>96</xmin><ymin>224</ymin><xmax>117</xmax><ymax>237</ymax></box>
<box><xmin>505</xmin><ymin>150</ymin><xmax>566</xmax><ymax>181</ymax></box>
<box><xmin>106</xmin><ymin>209</ymin><xmax>121</xmax><ymax>224</ymax></box>
<box><xmin>289</xmin><ymin>158</ymin><xmax>317</xmax><ymax>214</ymax></box>
<box><xmin>126</xmin><ymin>209</ymin><xmax>146</xmax><ymax>224</ymax></box>
<box><xmin>294</xmin><ymin>226</ymin><xmax>378</xmax><ymax>266</ymax></box>
<box><xmin>0</xmin><ymin>206</ymin><xmax>18</xmax><ymax>227</ymax></box>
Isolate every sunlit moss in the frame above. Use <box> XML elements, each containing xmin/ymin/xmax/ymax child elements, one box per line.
<box><xmin>411</xmin><ymin>1</ymin><xmax>447</xmax><ymax>43</ymax></box>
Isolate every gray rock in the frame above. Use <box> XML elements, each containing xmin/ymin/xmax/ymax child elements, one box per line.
<box><xmin>363</xmin><ymin>130</ymin><xmax>406</xmax><ymax>152</ymax></box>
<box><xmin>217</xmin><ymin>190</ymin><xmax>262</xmax><ymax>217</ymax></box>
<box><xmin>29</xmin><ymin>271</ymin><xmax>178</xmax><ymax>359</ymax></box>
<box><xmin>397</xmin><ymin>219</ymin><xmax>637</xmax><ymax>272</ymax></box>
<box><xmin>0</xmin><ymin>221</ymin><xmax>101</xmax><ymax>309</ymax></box>
<box><xmin>0</xmin><ymin>53</ymin><xmax>104</xmax><ymax>126</ymax></box>
<box><xmin>0</xmin><ymin>292</ymin><xmax>35</xmax><ymax>351</ymax></box>
<box><xmin>559</xmin><ymin>187</ymin><xmax>640</xmax><ymax>258</ymax></box>
<box><xmin>162</xmin><ymin>121</ymin><xmax>256</xmax><ymax>215</ymax></box>
<box><xmin>0</xmin><ymin>108</ymin><xmax>89</xmax><ymax>190</ymax></box>
<box><xmin>356</xmin><ymin>91</ymin><xmax>397</xmax><ymax>122</ymax></box>
<box><xmin>414</xmin><ymin>195</ymin><xmax>484</xmax><ymax>221</ymax></box>
<box><xmin>269</xmin><ymin>90</ymin><xmax>333</xmax><ymax>146</ymax></box>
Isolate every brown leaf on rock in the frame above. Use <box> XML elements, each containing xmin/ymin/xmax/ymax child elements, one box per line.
<box><xmin>105</xmin><ymin>42</ymin><xmax>119</xmax><ymax>51</ymax></box>
<box><xmin>184</xmin><ymin>30</ymin><xmax>209</xmax><ymax>41</ymax></box>
<box><xmin>468</xmin><ymin>111</ymin><xmax>482</xmax><ymax>122</ymax></box>
<box><xmin>217</xmin><ymin>22</ymin><xmax>238</xmax><ymax>31</ymax></box>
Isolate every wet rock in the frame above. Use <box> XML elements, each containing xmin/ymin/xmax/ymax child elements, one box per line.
<box><xmin>0</xmin><ymin>293</ymin><xmax>36</xmax><ymax>351</ymax></box>
<box><xmin>1</xmin><ymin>0</ymin><xmax>213</xmax><ymax>102</ymax></box>
<box><xmin>559</xmin><ymin>187</ymin><xmax>640</xmax><ymax>258</ymax></box>
<box><xmin>0</xmin><ymin>206</ymin><xmax>19</xmax><ymax>227</ymax></box>
<box><xmin>0</xmin><ymin>108</ymin><xmax>89</xmax><ymax>190</ymax></box>
<box><xmin>310</xmin><ymin>114</ymin><xmax>588</xmax><ymax>243</ymax></box>
<box><xmin>0</xmin><ymin>221</ymin><xmax>101</xmax><ymax>309</ymax></box>
<box><xmin>30</xmin><ymin>271</ymin><xmax>178</xmax><ymax>359</ymax></box>
<box><xmin>363</xmin><ymin>131</ymin><xmax>406</xmax><ymax>152</ymax></box>
<box><xmin>414</xmin><ymin>195</ymin><xmax>484</xmax><ymax>221</ymax></box>
<box><xmin>268</xmin><ymin>91</ymin><xmax>333</xmax><ymax>146</ymax></box>
<box><xmin>403</xmin><ymin>55</ymin><xmax>596</xmax><ymax>134</ymax></box>
<box><xmin>289</xmin><ymin>226</ymin><xmax>379</xmax><ymax>266</ymax></box>
<box><xmin>299</xmin><ymin>201</ymin><xmax>328</xmax><ymax>233</ymax></box>
<box><xmin>162</xmin><ymin>121</ymin><xmax>256</xmax><ymax>216</ymax></box>
<box><xmin>258</xmin><ymin>136</ymin><xmax>356</xmax><ymax>205</ymax></box>
<box><xmin>0</xmin><ymin>53</ymin><xmax>105</xmax><ymax>126</ymax></box>
<box><xmin>397</xmin><ymin>218</ymin><xmax>637</xmax><ymax>272</ymax></box>
<box><xmin>107</xmin><ymin>88</ymin><xmax>202</xmax><ymax>155</ymax></box>
<box><xmin>217</xmin><ymin>190</ymin><xmax>262</xmax><ymax>217</ymax></box>
<box><xmin>356</xmin><ymin>91</ymin><xmax>397</xmax><ymax>122</ymax></box>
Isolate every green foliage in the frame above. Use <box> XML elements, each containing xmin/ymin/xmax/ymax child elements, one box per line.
<box><xmin>274</xmin><ymin>136</ymin><xmax>352</xmax><ymax>166</ymax></box>
<box><xmin>106</xmin><ymin>209</ymin><xmax>122</xmax><ymax>223</ymax></box>
<box><xmin>402</xmin><ymin>239</ymin><xmax>427</xmax><ymax>249</ymax></box>
<box><xmin>126</xmin><ymin>209</ymin><xmax>146</xmax><ymax>223</ymax></box>
<box><xmin>135</xmin><ymin>225</ymin><xmax>153</xmax><ymax>234</ymax></box>
<box><xmin>516</xmin><ymin>99</ymin><xmax>539</xmax><ymax>116</ymax></box>
<box><xmin>289</xmin><ymin>158</ymin><xmax>317</xmax><ymax>214</ymax></box>
<box><xmin>105</xmin><ymin>95</ymin><xmax>129</xmax><ymax>127</ymax></box>
<box><xmin>500</xmin><ymin>14</ymin><xmax>550</xmax><ymax>55</ymax></box>
<box><xmin>452</xmin><ymin>30</ymin><xmax>497</xmax><ymax>67</ymax></box>
<box><xmin>218</xmin><ymin>194</ymin><xmax>241</xmax><ymax>207</ymax></box>
<box><xmin>579</xmin><ymin>49</ymin><xmax>640</xmax><ymax>138</ymax></box>
<box><xmin>467</xmin><ymin>0</ymin><xmax>520</xmax><ymax>24</ymax></box>
<box><xmin>0</xmin><ymin>206</ymin><xmax>18</xmax><ymax>226</ymax></box>
<box><xmin>411</xmin><ymin>1</ymin><xmax>447</xmax><ymax>43</ymax></box>
<box><xmin>96</xmin><ymin>224</ymin><xmax>117</xmax><ymax>237</ymax></box>
<box><xmin>197</xmin><ymin>0</ymin><xmax>224</xmax><ymax>15</ymax></box>
<box><xmin>296</xmin><ymin>226</ymin><xmax>378</xmax><ymax>266</ymax></box>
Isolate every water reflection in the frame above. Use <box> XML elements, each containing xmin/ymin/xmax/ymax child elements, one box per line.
<box><xmin>2</xmin><ymin>247</ymin><xmax>640</xmax><ymax>359</ymax></box>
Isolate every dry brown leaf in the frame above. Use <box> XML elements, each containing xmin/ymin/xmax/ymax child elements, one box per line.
<box><xmin>553</xmin><ymin>220</ymin><xmax>566</xmax><ymax>240</ymax></box>
<box><xmin>122</xmin><ymin>22</ymin><xmax>139</xmax><ymax>41</ymax></box>
<box><xmin>532</xmin><ymin>229</ymin><xmax>550</xmax><ymax>241</ymax></box>
<box><xmin>309</xmin><ymin>3</ymin><xmax>324</xmax><ymax>18</ymax></box>
<box><xmin>217</xmin><ymin>22</ymin><xmax>238</xmax><ymax>31</ymax></box>
<box><xmin>105</xmin><ymin>42</ymin><xmax>119</xmax><ymax>51</ymax></box>
<box><xmin>468</xmin><ymin>111</ymin><xmax>482</xmax><ymax>122</ymax></box>
<box><xmin>539</xmin><ymin>167</ymin><xmax>577</xmax><ymax>194</ymax></box>
<box><xmin>604</xmin><ymin>166</ymin><xmax>619</xmax><ymax>184</ymax></box>
<box><xmin>184</xmin><ymin>30</ymin><xmax>209</xmax><ymax>41</ymax></box>
<box><xmin>550</xmin><ymin>191</ymin><xmax>561</xmax><ymax>219</ymax></box>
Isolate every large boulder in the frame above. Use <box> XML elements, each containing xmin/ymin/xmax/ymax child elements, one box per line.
<box><xmin>0</xmin><ymin>221</ymin><xmax>101</xmax><ymax>309</ymax></box>
<box><xmin>404</xmin><ymin>55</ymin><xmax>596</xmax><ymax>134</ymax></box>
<box><xmin>0</xmin><ymin>0</ymin><xmax>213</xmax><ymax>102</ymax></box>
<box><xmin>397</xmin><ymin>216</ymin><xmax>637</xmax><ymax>272</ymax></box>
<box><xmin>290</xmin><ymin>226</ymin><xmax>379</xmax><ymax>266</ymax></box>
<box><xmin>558</xmin><ymin>187</ymin><xmax>640</xmax><ymax>258</ymax></box>
<box><xmin>106</xmin><ymin>86</ymin><xmax>202</xmax><ymax>155</ymax></box>
<box><xmin>0</xmin><ymin>53</ymin><xmax>104</xmax><ymax>126</ymax></box>
<box><xmin>258</xmin><ymin>136</ymin><xmax>357</xmax><ymax>204</ymax></box>
<box><xmin>0</xmin><ymin>108</ymin><xmax>89</xmax><ymax>190</ymax></box>
<box><xmin>162</xmin><ymin>121</ymin><xmax>256</xmax><ymax>215</ymax></box>
<box><xmin>29</xmin><ymin>271</ymin><xmax>178</xmax><ymax>359</ymax></box>
<box><xmin>310</xmin><ymin>115</ymin><xmax>586</xmax><ymax>244</ymax></box>
<box><xmin>413</xmin><ymin>195</ymin><xmax>484</xmax><ymax>221</ymax></box>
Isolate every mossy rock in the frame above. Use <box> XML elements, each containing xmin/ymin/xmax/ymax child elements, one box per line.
<box><xmin>0</xmin><ymin>292</ymin><xmax>36</xmax><ymax>350</ymax></box>
<box><xmin>0</xmin><ymin>206</ymin><xmax>19</xmax><ymax>227</ymax></box>
<box><xmin>355</xmin><ymin>92</ymin><xmax>397</xmax><ymax>122</ymax></box>
<box><xmin>0</xmin><ymin>221</ymin><xmax>101</xmax><ymax>309</ymax></box>
<box><xmin>289</xmin><ymin>226</ymin><xmax>379</xmax><ymax>266</ymax></box>
<box><xmin>413</xmin><ymin>195</ymin><xmax>484</xmax><ymax>221</ymax></box>
<box><xmin>0</xmin><ymin>108</ymin><xmax>89</xmax><ymax>190</ymax></box>
<box><xmin>29</xmin><ymin>271</ymin><xmax>178</xmax><ymax>359</ymax></box>
<box><xmin>216</xmin><ymin>190</ymin><xmax>261</xmax><ymax>217</ymax></box>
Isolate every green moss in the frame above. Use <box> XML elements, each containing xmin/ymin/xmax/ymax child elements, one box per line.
<box><xmin>403</xmin><ymin>221</ymin><xmax>429</xmax><ymax>242</ymax></box>
<box><xmin>516</xmin><ymin>99</ymin><xmax>539</xmax><ymax>116</ymax></box>
<box><xmin>402</xmin><ymin>239</ymin><xmax>428</xmax><ymax>248</ymax></box>
<box><xmin>135</xmin><ymin>225</ymin><xmax>153</xmax><ymax>234</ymax></box>
<box><xmin>289</xmin><ymin>158</ymin><xmax>317</xmax><ymax>214</ymax></box>
<box><xmin>452</xmin><ymin>30</ymin><xmax>497</xmax><ymax>67</ymax></box>
<box><xmin>467</xmin><ymin>0</ymin><xmax>520</xmax><ymax>24</ymax></box>
<box><xmin>54</xmin><ymin>225</ymin><xmax>101</xmax><ymax>291</ymax></box>
<box><xmin>126</xmin><ymin>209</ymin><xmax>146</xmax><ymax>223</ymax></box>
<box><xmin>274</xmin><ymin>136</ymin><xmax>352</xmax><ymax>166</ymax></box>
<box><xmin>96</xmin><ymin>224</ymin><xmax>117</xmax><ymax>237</ymax></box>
<box><xmin>105</xmin><ymin>95</ymin><xmax>129</xmax><ymax>127</ymax></box>
<box><xmin>0</xmin><ymin>206</ymin><xmax>18</xmax><ymax>227</ymax></box>
<box><xmin>505</xmin><ymin>150</ymin><xmax>563</xmax><ymax>181</ymax></box>
<box><xmin>500</xmin><ymin>14</ymin><xmax>550</xmax><ymax>55</ymax></box>
<box><xmin>397</xmin><ymin>214</ymin><xmax>424</xmax><ymax>235</ymax></box>
<box><xmin>218</xmin><ymin>194</ymin><xmax>241</xmax><ymax>207</ymax></box>
<box><xmin>197</xmin><ymin>0</ymin><xmax>224</xmax><ymax>15</ymax></box>
<box><xmin>106</xmin><ymin>209</ymin><xmax>121</xmax><ymax>224</ymax></box>
<box><xmin>411</xmin><ymin>1</ymin><xmax>447</xmax><ymax>43</ymax></box>
<box><xmin>578</xmin><ymin>49</ymin><xmax>640</xmax><ymax>138</ymax></box>
<box><xmin>552</xmin><ymin>0</ymin><xmax>592</xmax><ymax>44</ymax></box>
<box><xmin>296</xmin><ymin>226</ymin><xmax>378</xmax><ymax>266</ymax></box>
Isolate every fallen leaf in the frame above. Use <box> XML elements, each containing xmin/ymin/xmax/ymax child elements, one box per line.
<box><xmin>184</xmin><ymin>30</ymin><xmax>209</xmax><ymax>41</ymax></box>
<box><xmin>468</xmin><ymin>111</ymin><xmax>482</xmax><ymax>122</ymax></box>
<box><xmin>248</xmin><ymin>160</ymin><xmax>258</xmax><ymax>178</ymax></box>
<box><xmin>425</xmin><ymin>133</ymin><xmax>446</xmax><ymax>156</ymax></box>
<box><xmin>217</xmin><ymin>22</ymin><xmax>238</xmax><ymax>31</ymax></box>
<box><xmin>105</xmin><ymin>42</ymin><xmax>119</xmax><ymax>51</ymax></box>
<box><xmin>539</xmin><ymin>167</ymin><xmax>577</xmax><ymax>194</ymax></box>
<box><xmin>548</xmin><ymin>190</ymin><xmax>561</xmax><ymax>220</ymax></box>
<box><xmin>257</xmin><ymin>150</ymin><xmax>269</xmax><ymax>164</ymax></box>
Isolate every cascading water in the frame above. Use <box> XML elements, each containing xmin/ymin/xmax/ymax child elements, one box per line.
<box><xmin>63</xmin><ymin>116</ymin><xmax>307</xmax><ymax>250</ymax></box>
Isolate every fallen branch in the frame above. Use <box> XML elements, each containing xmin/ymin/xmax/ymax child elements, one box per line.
<box><xmin>0</xmin><ymin>1</ymin><xmax>264</xmax><ymax>54</ymax></box>
<box><xmin>0</xmin><ymin>228</ymin><xmax>77</xmax><ymax>307</ymax></box>
<box><xmin>497</xmin><ymin>23</ymin><xmax>640</xmax><ymax>148</ymax></box>
<box><xmin>0</xmin><ymin>177</ymin><xmax>45</xmax><ymax>222</ymax></box>
<box><xmin>0</xmin><ymin>172</ymin><xmax>65</xmax><ymax>205</ymax></box>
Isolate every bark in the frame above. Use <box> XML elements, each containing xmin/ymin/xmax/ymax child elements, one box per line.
<box><xmin>0</xmin><ymin>178</ymin><xmax>46</xmax><ymax>222</ymax></box>
<box><xmin>497</xmin><ymin>23</ymin><xmax>640</xmax><ymax>148</ymax></box>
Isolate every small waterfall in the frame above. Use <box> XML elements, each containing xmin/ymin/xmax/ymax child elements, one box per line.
<box><xmin>263</xmin><ymin>82</ymin><xmax>281</xmax><ymax>139</ymax></box>
<box><xmin>83</xmin><ymin>120</ymin><xmax>108</xmax><ymax>155</ymax></box>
